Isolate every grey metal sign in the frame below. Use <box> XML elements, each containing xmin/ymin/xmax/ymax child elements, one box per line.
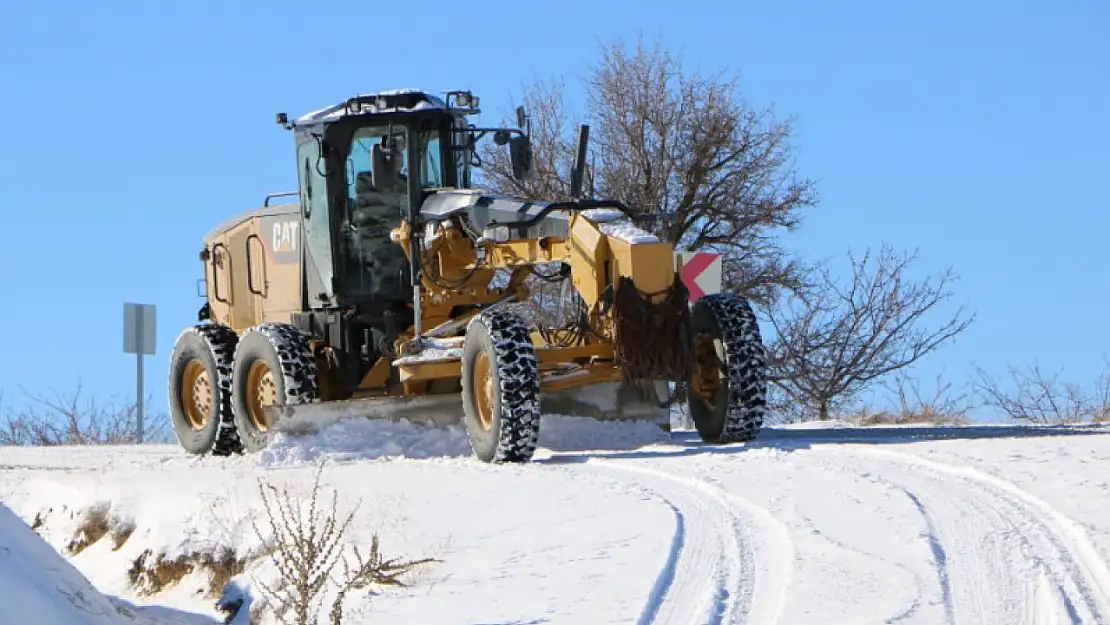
<box><xmin>123</xmin><ymin>303</ymin><xmax>156</xmax><ymax>355</ymax></box>
<box><xmin>123</xmin><ymin>302</ymin><xmax>156</xmax><ymax>443</ymax></box>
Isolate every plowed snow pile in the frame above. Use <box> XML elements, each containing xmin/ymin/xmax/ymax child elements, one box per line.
<box><xmin>3</xmin><ymin>417</ymin><xmax>1110</xmax><ymax>624</ymax></box>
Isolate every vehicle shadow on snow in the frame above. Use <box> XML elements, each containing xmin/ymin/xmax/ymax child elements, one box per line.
<box><xmin>536</xmin><ymin>422</ymin><xmax>1110</xmax><ymax>464</ymax></box>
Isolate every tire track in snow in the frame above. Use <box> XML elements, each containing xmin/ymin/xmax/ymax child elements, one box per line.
<box><xmin>567</xmin><ymin>458</ymin><xmax>791</xmax><ymax>625</ymax></box>
<box><xmin>899</xmin><ymin>488</ymin><xmax>956</xmax><ymax>623</ymax></box>
<box><xmin>812</xmin><ymin>446</ymin><xmax>1110</xmax><ymax>624</ymax></box>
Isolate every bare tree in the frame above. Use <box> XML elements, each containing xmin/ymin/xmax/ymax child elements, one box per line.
<box><xmin>477</xmin><ymin>34</ymin><xmax>817</xmax><ymax>308</ymax></box>
<box><xmin>766</xmin><ymin>245</ymin><xmax>974</xmax><ymax>421</ymax></box>
<box><xmin>972</xmin><ymin>359</ymin><xmax>1110</xmax><ymax>424</ymax></box>
<box><xmin>471</xmin><ymin>33</ymin><xmax>975</xmax><ymax>417</ymax></box>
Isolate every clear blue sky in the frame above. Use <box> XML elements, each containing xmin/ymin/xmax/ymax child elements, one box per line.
<box><xmin>1</xmin><ymin>0</ymin><xmax>1106</xmax><ymax>421</ymax></box>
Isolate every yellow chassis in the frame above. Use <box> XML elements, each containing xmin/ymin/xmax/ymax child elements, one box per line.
<box><xmin>316</xmin><ymin>209</ymin><xmax>679</xmax><ymax>402</ymax></box>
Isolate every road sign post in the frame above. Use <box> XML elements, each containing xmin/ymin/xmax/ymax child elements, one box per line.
<box><xmin>123</xmin><ymin>303</ymin><xmax>156</xmax><ymax>443</ymax></box>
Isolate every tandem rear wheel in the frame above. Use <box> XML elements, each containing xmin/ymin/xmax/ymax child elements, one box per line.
<box><xmin>168</xmin><ymin>322</ymin><xmax>318</xmax><ymax>455</ymax></box>
<box><xmin>229</xmin><ymin>322</ymin><xmax>319</xmax><ymax>453</ymax></box>
<box><xmin>167</xmin><ymin>324</ymin><xmax>241</xmax><ymax>456</ymax></box>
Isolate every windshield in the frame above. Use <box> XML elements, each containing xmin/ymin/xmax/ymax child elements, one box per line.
<box><xmin>340</xmin><ymin>124</ymin><xmax>410</xmax><ymax>299</ymax></box>
<box><xmin>337</xmin><ymin>119</ymin><xmax>451</xmax><ymax>300</ymax></box>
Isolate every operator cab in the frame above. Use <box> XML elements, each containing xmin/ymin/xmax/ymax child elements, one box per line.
<box><xmin>277</xmin><ymin>90</ymin><xmax>483</xmax><ymax>310</ymax></box>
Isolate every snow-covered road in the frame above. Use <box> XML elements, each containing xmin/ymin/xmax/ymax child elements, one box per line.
<box><xmin>2</xmin><ymin>417</ymin><xmax>1110</xmax><ymax>625</ymax></box>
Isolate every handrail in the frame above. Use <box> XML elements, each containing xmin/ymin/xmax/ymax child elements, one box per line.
<box><xmin>245</xmin><ymin>234</ymin><xmax>266</xmax><ymax>296</ymax></box>
<box><xmin>264</xmin><ymin>191</ymin><xmax>299</xmax><ymax>207</ymax></box>
<box><xmin>210</xmin><ymin>243</ymin><xmax>229</xmax><ymax>303</ymax></box>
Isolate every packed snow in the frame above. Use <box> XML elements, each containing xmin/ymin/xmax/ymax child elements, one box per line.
<box><xmin>580</xmin><ymin>208</ymin><xmax>662</xmax><ymax>244</ymax></box>
<box><xmin>390</xmin><ymin>336</ymin><xmax>465</xmax><ymax>365</ymax></box>
<box><xmin>3</xmin><ymin>416</ymin><xmax>1110</xmax><ymax>624</ymax></box>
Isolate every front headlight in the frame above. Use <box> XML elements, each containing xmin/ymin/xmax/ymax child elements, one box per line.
<box><xmin>482</xmin><ymin>225</ymin><xmax>510</xmax><ymax>243</ymax></box>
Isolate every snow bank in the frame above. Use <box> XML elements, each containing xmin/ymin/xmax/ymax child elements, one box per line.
<box><xmin>256</xmin><ymin>413</ymin><xmax>672</xmax><ymax>467</ymax></box>
<box><xmin>0</xmin><ymin>503</ymin><xmax>209</xmax><ymax>625</ymax></box>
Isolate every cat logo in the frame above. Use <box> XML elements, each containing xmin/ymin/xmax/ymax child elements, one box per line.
<box><xmin>272</xmin><ymin>221</ymin><xmax>299</xmax><ymax>253</ymax></box>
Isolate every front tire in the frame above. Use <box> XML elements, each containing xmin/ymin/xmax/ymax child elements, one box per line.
<box><xmin>230</xmin><ymin>322</ymin><xmax>318</xmax><ymax>452</ymax></box>
<box><xmin>687</xmin><ymin>292</ymin><xmax>768</xmax><ymax>443</ymax></box>
<box><xmin>460</xmin><ymin>309</ymin><xmax>541</xmax><ymax>463</ymax></box>
<box><xmin>167</xmin><ymin>324</ymin><xmax>241</xmax><ymax>455</ymax></box>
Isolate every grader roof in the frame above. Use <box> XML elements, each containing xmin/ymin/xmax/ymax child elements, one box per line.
<box><xmin>289</xmin><ymin>88</ymin><xmax>471</xmax><ymax>127</ymax></box>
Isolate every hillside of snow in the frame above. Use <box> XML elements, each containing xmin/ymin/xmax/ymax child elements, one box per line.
<box><xmin>3</xmin><ymin>414</ymin><xmax>1110</xmax><ymax>624</ymax></box>
<box><xmin>0</xmin><ymin>501</ymin><xmax>217</xmax><ymax>625</ymax></box>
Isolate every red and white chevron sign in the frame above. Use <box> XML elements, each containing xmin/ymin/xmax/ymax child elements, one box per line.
<box><xmin>674</xmin><ymin>251</ymin><xmax>723</xmax><ymax>301</ymax></box>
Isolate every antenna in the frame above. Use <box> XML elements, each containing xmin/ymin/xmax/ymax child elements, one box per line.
<box><xmin>588</xmin><ymin>153</ymin><xmax>596</xmax><ymax>198</ymax></box>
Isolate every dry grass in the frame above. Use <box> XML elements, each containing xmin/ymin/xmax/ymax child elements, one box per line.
<box><xmin>846</xmin><ymin>372</ymin><xmax>972</xmax><ymax>426</ymax></box>
<box><xmin>110</xmin><ymin>520</ymin><xmax>136</xmax><ymax>551</ymax></box>
<box><xmin>849</xmin><ymin>406</ymin><xmax>969</xmax><ymax>426</ymax></box>
<box><xmin>128</xmin><ymin>545</ymin><xmax>253</xmax><ymax>599</ymax></box>
<box><xmin>66</xmin><ymin>504</ymin><xmax>113</xmax><ymax>555</ymax></box>
<box><xmin>62</xmin><ymin>503</ymin><xmax>138</xmax><ymax>555</ymax></box>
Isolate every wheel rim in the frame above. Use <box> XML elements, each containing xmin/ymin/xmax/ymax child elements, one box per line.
<box><xmin>472</xmin><ymin>352</ymin><xmax>495</xmax><ymax>431</ymax></box>
<box><xmin>181</xmin><ymin>360</ymin><xmax>212</xmax><ymax>430</ymax></box>
<box><xmin>691</xmin><ymin>332</ymin><xmax>726</xmax><ymax>411</ymax></box>
<box><xmin>245</xmin><ymin>360</ymin><xmax>278</xmax><ymax>432</ymax></box>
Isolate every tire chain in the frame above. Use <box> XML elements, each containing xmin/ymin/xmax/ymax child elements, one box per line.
<box><xmin>472</xmin><ymin>308</ymin><xmax>542</xmax><ymax>462</ymax></box>
<box><xmin>179</xmin><ymin>323</ymin><xmax>242</xmax><ymax>456</ymax></box>
<box><xmin>698</xmin><ymin>292</ymin><xmax>768</xmax><ymax>442</ymax></box>
<box><xmin>241</xmin><ymin>322</ymin><xmax>319</xmax><ymax>405</ymax></box>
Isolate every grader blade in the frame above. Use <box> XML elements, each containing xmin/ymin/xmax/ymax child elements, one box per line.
<box><xmin>262</xmin><ymin>379</ymin><xmax>672</xmax><ymax>438</ymax></box>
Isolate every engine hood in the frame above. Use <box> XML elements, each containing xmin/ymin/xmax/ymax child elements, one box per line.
<box><xmin>418</xmin><ymin>189</ymin><xmax>569</xmax><ymax>240</ymax></box>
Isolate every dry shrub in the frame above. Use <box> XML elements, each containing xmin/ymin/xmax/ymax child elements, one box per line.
<box><xmin>0</xmin><ymin>384</ymin><xmax>173</xmax><ymax>446</ymax></box>
<box><xmin>248</xmin><ymin>463</ymin><xmax>438</xmax><ymax>625</ymax></box>
<box><xmin>973</xmin><ymin>359</ymin><xmax>1110</xmax><ymax>424</ymax></box>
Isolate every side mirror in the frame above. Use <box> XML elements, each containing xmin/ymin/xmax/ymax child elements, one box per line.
<box><xmin>509</xmin><ymin>135</ymin><xmax>533</xmax><ymax>182</ymax></box>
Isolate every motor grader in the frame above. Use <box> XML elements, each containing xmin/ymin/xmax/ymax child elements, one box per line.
<box><xmin>167</xmin><ymin>88</ymin><xmax>768</xmax><ymax>463</ymax></box>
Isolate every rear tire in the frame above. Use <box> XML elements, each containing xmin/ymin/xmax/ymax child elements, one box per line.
<box><xmin>167</xmin><ymin>324</ymin><xmax>241</xmax><ymax>455</ymax></box>
<box><xmin>460</xmin><ymin>309</ymin><xmax>541</xmax><ymax>463</ymax></box>
<box><xmin>230</xmin><ymin>322</ymin><xmax>318</xmax><ymax>452</ymax></box>
<box><xmin>687</xmin><ymin>292</ymin><xmax>768</xmax><ymax>443</ymax></box>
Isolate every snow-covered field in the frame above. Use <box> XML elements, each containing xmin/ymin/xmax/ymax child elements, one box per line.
<box><xmin>3</xmin><ymin>415</ymin><xmax>1110</xmax><ymax>624</ymax></box>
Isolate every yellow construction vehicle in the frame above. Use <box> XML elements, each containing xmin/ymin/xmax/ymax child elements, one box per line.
<box><xmin>167</xmin><ymin>88</ymin><xmax>768</xmax><ymax>462</ymax></box>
